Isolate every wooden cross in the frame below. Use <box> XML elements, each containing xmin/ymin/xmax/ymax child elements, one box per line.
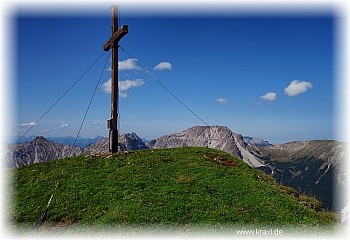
<box><xmin>103</xmin><ymin>5</ymin><xmax>128</xmax><ymax>153</ymax></box>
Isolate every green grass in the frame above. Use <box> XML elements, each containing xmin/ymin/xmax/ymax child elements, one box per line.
<box><xmin>8</xmin><ymin>147</ymin><xmax>338</xmax><ymax>232</ymax></box>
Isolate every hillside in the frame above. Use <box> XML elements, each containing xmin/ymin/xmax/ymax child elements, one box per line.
<box><xmin>255</xmin><ymin>140</ymin><xmax>346</xmax><ymax>211</ymax></box>
<box><xmin>9</xmin><ymin>147</ymin><xmax>338</xmax><ymax>235</ymax></box>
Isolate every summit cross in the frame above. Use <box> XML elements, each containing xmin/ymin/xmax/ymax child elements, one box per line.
<box><xmin>103</xmin><ymin>5</ymin><xmax>128</xmax><ymax>153</ymax></box>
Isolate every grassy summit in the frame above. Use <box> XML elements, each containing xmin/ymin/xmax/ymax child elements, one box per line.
<box><xmin>10</xmin><ymin>147</ymin><xmax>337</xmax><ymax>232</ymax></box>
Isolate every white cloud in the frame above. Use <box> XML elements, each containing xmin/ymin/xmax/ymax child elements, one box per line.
<box><xmin>153</xmin><ymin>62</ymin><xmax>173</xmax><ymax>71</ymax></box>
<box><xmin>284</xmin><ymin>80</ymin><xmax>313</xmax><ymax>96</ymax></box>
<box><xmin>59</xmin><ymin>123</ymin><xmax>69</xmax><ymax>128</ymax></box>
<box><xmin>119</xmin><ymin>79</ymin><xmax>145</xmax><ymax>91</ymax></box>
<box><xmin>101</xmin><ymin>79</ymin><xmax>112</xmax><ymax>93</ymax></box>
<box><xmin>119</xmin><ymin>92</ymin><xmax>128</xmax><ymax>98</ymax></box>
<box><xmin>216</xmin><ymin>98</ymin><xmax>228</xmax><ymax>104</ymax></box>
<box><xmin>260</xmin><ymin>92</ymin><xmax>277</xmax><ymax>101</ymax></box>
<box><xmin>20</xmin><ymin>121</ymin><xmax>36</xmax><ymax>127</ymax></box>
<box><xmin>100</xmin><ymin>79</ymin><xmax>145</xmax><ymax>98</ymax></box>
<box><xmin>91</xmin><ymin>121</ymin><xmax>99</xmax><ymax>125</ymax></box>
<box><xmin>118</xmin><ymin>58</ymin><xmax>140</xmax><ymax>70</ymax></box>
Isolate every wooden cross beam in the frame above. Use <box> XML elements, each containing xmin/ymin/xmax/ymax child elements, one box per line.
<box><xmin>103</xmin><ymin>5</ymin><xmax>128</xmax><ymax>153</ymax></box>
<box><xmin>103</xmin><ymin>25</ymin><xmax>128</xmax><ymax>51</ymax></box>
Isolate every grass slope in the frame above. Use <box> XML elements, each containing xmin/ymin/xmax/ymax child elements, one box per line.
<box><xmin>9</xmin><ymin>147</ymin><xmax>337</xmax><ymax>231</ymax></box>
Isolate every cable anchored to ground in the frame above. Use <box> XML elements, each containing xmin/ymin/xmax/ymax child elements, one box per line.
<box><xmin>32</xmin><ymin>51</ymin><xmax>110</xmax><ymax>235</ymax></box>
<box><xmin>32</xmin><ymin>173</ymin><xmax>60</xmax><ymax>236</ymax></box>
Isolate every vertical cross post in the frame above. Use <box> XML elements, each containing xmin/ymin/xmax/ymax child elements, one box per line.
<box><xmin>103</xmin><ymin>5</ymin><xmax>128</xmax><ymax>153</ymax></box>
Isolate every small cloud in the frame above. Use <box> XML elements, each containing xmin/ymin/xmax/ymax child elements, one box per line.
<box><xmin>19</xmin><ymin>121</ymin><xmax>36</xmax><ymax>127</ymax></box>
<box><xmin>100</xmin><ymin>79</ymin><xmax>145</xmax><ymax>98</ymax></box>
<box><xmin>216</xmin><ymin>98</ymin><xmax>228</xmax><ymax>104</ymax></box>
<box><xmin>119</xmin><ymin>79</ymin><xmax>145</xmax><ymax>91</ymax></box>
<box><xmin>118</xmin><ymin>58</ymin><xmax>140</xmax><ymax>70</ymax></box>
<box><xmin>59</xmin><ymin>123</ymin><xmax>69</xmax><ymax>128</ymax></box>
<box><xmin>252</xmin><ymin>101</ymin><xmax>262</xmax><ymax>107</ymax></box>
<box><xmin>91</xmin><ymin>121</ymin><xmax>99</xmax><ymax>125</ymax></box>
<box><xmin>284</xmin><ymin>80</ymin><xmax>313</xmax><ymax>96</ymax></box>
<box><xmin>119</xmin><ymin>92</ymin><xmax>128</xmax><ymax>98</ymax></box>
<box><xmin>101</xmin><ymin>79</ymin><xmax>111</xmax><ymax>93</ymax></box>
<box><xmin>154</xmin><ymin>62</ymin><xmax>173</xmax><ymax>71</ymax></box>
<box><xmin>260</xmin><ymin>92</ymin><xmax>277</xmax><ymax>101</ymax></box>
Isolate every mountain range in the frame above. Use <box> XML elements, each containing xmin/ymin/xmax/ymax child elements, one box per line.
<box><xmin>4</xmin><ymin>125</ymin><xmax>346</xmax><ymax>214</ymax></box>
<box><xmin>243</xmin><ymin>136</ymin><xmax>272</xmax><ymax>146</ymax></box>
<box><xmin>9</xmin><ymin>135</ymin><xmax>105</xmax><ymax>147</ymax></box>
<box><xmin>4</xmin><ymin>133</ymin><xmax>147</xmax><ymax>168</ymax></box>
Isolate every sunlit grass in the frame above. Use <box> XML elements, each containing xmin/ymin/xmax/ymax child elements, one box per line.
<box><xmin>9</xmin><ymin>147</ymin><xmax>337</xmax><ymax>230</ymax></box>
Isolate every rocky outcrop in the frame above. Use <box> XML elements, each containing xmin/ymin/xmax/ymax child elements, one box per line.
<box><xmin>148</xmin><ymin>125</ymin><xmax>265</xmax><ymax>168</ymax></box>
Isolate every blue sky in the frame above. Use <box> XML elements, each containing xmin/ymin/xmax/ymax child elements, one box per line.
<box><xmin>13</xmin><ymin>6</ymin><xmax>336</xmax><ymax>143</ymax></box>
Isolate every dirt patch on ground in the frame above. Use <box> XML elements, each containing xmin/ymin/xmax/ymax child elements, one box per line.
<box><xmin>203</xmin><ymin>154</ymin><xmax>240</xmax><ymax>167</ymax></box>
<box><xmin>38</xmin><ymin>220</ymin><xmax>76</xmax><ymax>232</ymax></box>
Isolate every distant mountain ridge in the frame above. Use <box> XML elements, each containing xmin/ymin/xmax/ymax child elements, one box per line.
<box><xmin>10</xmin><ymin>135</ymin><xmax>105</xmax><ymax>147</ymax></box>
<box><xmin>48</xmin><ymin>135</ymin><xmax>105</xmax><ymax>147</ymax></box>
<box><xmin>243</xmin><ymin>136</ymin><xmax>272</xmax><ymax>146</ymax></box>
<box><xmin>5</xmin><ymin>133</ymin><xmax>147</xmax><ymax>168</ymax></box>
<box><xmin>7</xmin><ymin>127</ymin><xmax>269</xmax><ymax>170</ymax></box>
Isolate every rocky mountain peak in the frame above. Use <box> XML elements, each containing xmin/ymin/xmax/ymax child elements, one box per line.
<box><xmin>5</xmin><ymin>137</ymin><xmax>82</xmax><ymax>168</ymax></box>
<box><xmin>33</xmin><ymin>136</ymin><xmax>49</xmax><ymax>143</ymax></box>
<box><xmin>147</xmin><ymin>125</ymin><xmax>265</xmax><ymax>168</ymax></box>
<box><xmin>119</xmin><ymin>132</ymin><xmax>147</xmax><ymax>150</ymax></box>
